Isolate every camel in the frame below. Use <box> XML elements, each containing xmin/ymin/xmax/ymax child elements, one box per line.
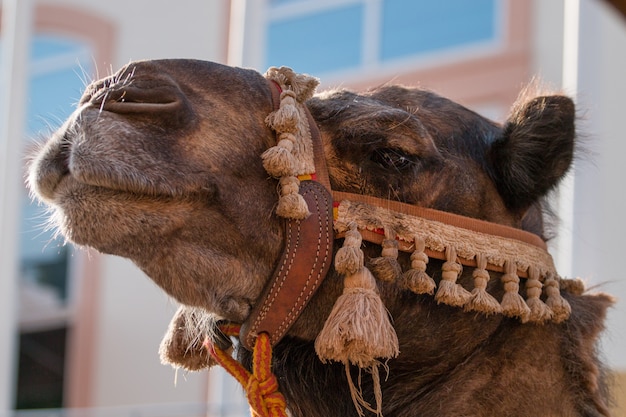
<box><xmin>28</xmin><ymin>59</ymin><xmax>613</xmax><ymax>417</ymax></box>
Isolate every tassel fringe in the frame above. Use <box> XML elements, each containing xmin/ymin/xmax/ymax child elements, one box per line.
<box><xmin>344</xmin><ymin>362</ymin><xmax>385</xmax><ymax>417</ymax></box>
<box><xmin>524</xmin><ymin>267</ymin><xmax>553</xmax><ymax>323</ymax></box>
<box><xmin>335</xmin><ymin>222</ymin><xmax>364</xmax><ymax>275</ymax></box>
<box><xmin>263</xmin><ymin>68</ymin><xmax>319</xmax><ymax>220</ymax></box>
<box><xmin>315</xmin><ymin>267</ymin><xmax>399</xmax><ymax>367</ymax></box>
<box><xmin>500</xmin><ymin>260</ymin><xmax>531</xmax><ymax>321</ymax></box>
<box><xmin>261</xmin><ymin>134</ymin><xmax>297</xmax><ymax>178</ymax></box>
<box><xmin>315</xmin><ymin>266</ymin><xmax>397</xmax><ymax>417</ymax></box>
<box><xmin>435</xmin><ymin>247</ymin><xmax>472</xmax><ymax>307</ymax></box>
<box><xmin>398</xmin><ymin>236</ymin><xmax>436</xmax><ymax>295</ymax></box>
<box><xmin>465</xmin><ymin>254</ymin><xmax>502</xmax><ymax>315</ymax></box>
<box><xmin>368</xmin><ymin>229</ymin><xmax>402</xmax><ymax>282</ymax></box>
<box><xmin>544</xmin><ymin>274</ymin><xmax>571</xmax><ymax>323</ymax></box>
<box><xmin>316</xmin><ymin>222</ymin><xmax>398</xmax><ymax>417</ymax></box>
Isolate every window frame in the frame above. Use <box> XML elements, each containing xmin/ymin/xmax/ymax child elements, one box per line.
<box><xmin>240</xmin><ymin>0</ymin><xmax>529</xmax><ymax>116</ymax></box>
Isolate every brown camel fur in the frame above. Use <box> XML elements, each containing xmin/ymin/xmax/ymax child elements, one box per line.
<box><xmin>28</xmin><ymin>59</ymin><xmax>613</xmax><ymax>416</ymax></box>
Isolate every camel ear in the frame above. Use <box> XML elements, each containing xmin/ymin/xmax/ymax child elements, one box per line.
<box><xmin>489</xmin><ymin>95</ymin><xmax>575</xmax><ymax>213</ymax></box>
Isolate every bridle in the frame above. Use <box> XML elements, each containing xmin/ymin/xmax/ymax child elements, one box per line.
<box><xmin>239</xmin><ymin>79</ymin><xmax>335</xmax><ymax>350</ymax></box>
<box><xmin>239</xmin><ymin>73</ymin><xmax>575</xmax><ymax>351</ymax></box>
<box><xmin>205</xmin><ymin>68</ymin><xmax>580</xmax><ymax>417</ymax></box>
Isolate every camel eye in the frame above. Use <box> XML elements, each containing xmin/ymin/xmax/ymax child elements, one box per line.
<box><xmin>371</xmin><ymin>148</ymin><xmax>414</xmax><ymax>171</ymax></box>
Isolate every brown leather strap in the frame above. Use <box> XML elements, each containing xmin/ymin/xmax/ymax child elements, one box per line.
<box><xmin>305</xmin><ymin>106</ymin><xmax>332</xmax><ymax>193</ymax></box>
<box><xmin>240</xmin><ymin>181</ymin><xmax>334</xmax><ymax>349</ymax></box>
<box><xmin>240</xmin><ymin>80</ymin><xmax>334</xmax><ymax>349</ymax></box>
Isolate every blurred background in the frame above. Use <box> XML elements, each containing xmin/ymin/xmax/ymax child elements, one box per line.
<box><xmin>0</xmin><ymin>0</ymin><xmax>624</xmax><ymax>416</ymax></box>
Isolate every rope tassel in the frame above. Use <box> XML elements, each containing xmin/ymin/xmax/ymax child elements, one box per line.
<box><xmin>398</xmin><ymin>236</ymin><xmax>436</xmax><ymax>295</ymax></box>
<box><xmin>262</xmin><ymin>87</ymin><xmax>311</xmax><ymax>220</ymax></box>
<box><xmin>500</xmin><ymin>260</ymin><xmax>531</xmax><ymax>321</ymax></box>
<box><xmin>314</xmin><ymin>266</ymin><xmax>398</xmax><ymax>417</ymax></box>
<box><xmin>524</xmin><ymin>267</ymin><xmax>553</xmax><ymax>323</ymax></box>
<box><xmin>266</xmin><ymin>90</ymin><xmax>300</xmax><ymax>133</ymax></box>
<box><xmin>465</xmin><ymin>254</ymin><xmax>502</xmax><ymax>315</ymax></box>
<box><xmin>315</xmin><ymin>222</ymin><xmax>398</xmax><ymax>417</ymax></box>
<box><xmin>544</xmin><ymin>274</ymin><xmax>571</xmax><ymax>323</ymax></box>
<box><xmin>368</xmin><ymin>228</ymin><xmax>402</xmax><ymax>282</ymax></box>
<box><xmin>275</xmin><ymin>176</ymin><xmax>309</xmax><ymax>219</ymax></box>
<box><xmin>435</xmin><ymin>246</ymin><xmax>471</xmax><ymax>307</ymax></box>
<box><xmin>315</xmin><ymin>266</ymin><xmax>399</xmax><ymax>366</ymax></box>
<box><xmin>334</xmin><ymin>222</ymin><xmax>365</xmax><ymax>276</ymax></box>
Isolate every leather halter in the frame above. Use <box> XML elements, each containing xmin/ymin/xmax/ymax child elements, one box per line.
<box><xmin>240</xmin><ymin>81</ymin><xmax>334</xmax><ymax>350</ymax></box>
<box><xmin>240</xmin><ymin>79</ymin><xmax>558</xmax><ymax>349</ymax></box>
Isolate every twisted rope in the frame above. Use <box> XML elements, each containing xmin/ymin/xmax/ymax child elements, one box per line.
<box><xmin>205</xmin><ymin>324</ymin><xmax>288</xmax><ymax>417</ymax></box>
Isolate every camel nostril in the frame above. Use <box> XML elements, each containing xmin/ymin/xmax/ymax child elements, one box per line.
<box><xmin>91</xmin><ymin>85</ymin><xmax>186</xmax><ymax>114</ymax></box>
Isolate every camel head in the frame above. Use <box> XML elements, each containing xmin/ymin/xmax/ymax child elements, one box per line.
<box><xmin>29</xmin><ymin>60</ymin><xmax>609</xmax><ymax>417</ymax></box>
<box><xmin>28</xmin><ymin>58</ymin><xmax>578</xmax><ymax>335</ymax></box>
<box><xmin>28</xmin><ymin>60</ymin><xmax>286</xmax><ymax>322</ymax></box>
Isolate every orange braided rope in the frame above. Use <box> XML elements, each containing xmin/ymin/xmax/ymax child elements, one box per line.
<box><xmin>204</xmin><ymin>324</ymin><xmax>288</xmax><ymax>417</ymax></box>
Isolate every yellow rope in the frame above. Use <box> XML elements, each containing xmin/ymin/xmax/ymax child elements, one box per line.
<box><xmin>205</xmin><ymin>324</ymin><xmax>288</xmax><ymax>417</ymax></box>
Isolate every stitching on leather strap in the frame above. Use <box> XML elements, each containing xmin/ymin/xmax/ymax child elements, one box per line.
<box><xmin>241</xmin><ymin>181</ymin><xmax>334</xmax><ymax>349</ymax></box>
<box><xmin>275</xmin><ymin>186</ymin><xmax>332</xmax><ymax>341</ymax></box>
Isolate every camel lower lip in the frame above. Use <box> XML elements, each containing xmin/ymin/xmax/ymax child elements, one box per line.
<box><xmin>53</xmin><ymin>174</ymin><xmax>170</xmax><ymax>203</ymax></box>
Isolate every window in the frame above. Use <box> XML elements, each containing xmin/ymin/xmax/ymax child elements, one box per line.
<box><xmin>267</xmin><ymin>4</ymin><xmax>364</xmax><ymax>74</ymax></box>
<box><xmin>380</xmin><ymin>0</ymin><xmax>498</xmax><ymax>61</ymax></box>
<box><xmin>14</xmin><ymin>33</ymin><xmax>94</xmax><ymax>410</ymax></box>
<box><xmin>265</xmin><ymin>0</ymin><xmax>503</xmax><ymax>76</ymax></box>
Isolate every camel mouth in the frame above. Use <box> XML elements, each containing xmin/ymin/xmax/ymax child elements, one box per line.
<box><xmin>30</xmin><ymin>124</ymin><xmax>211</xmax><ymax>208</ymax></box>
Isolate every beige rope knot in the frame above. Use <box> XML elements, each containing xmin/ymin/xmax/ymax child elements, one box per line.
<box><xmin>441</xmin><ymin>258</ymin><xmax>462</xmax><ymax>279</ymax></box>
<box><xmin>500</xmin><ymin>260</ymin><xmax>531</xmax><ymax>320</ymax></box>
<box><xmin>266</xmin><ymin>90</ymin><xmax>299</xmax><ymax>133</ymax></box>
<box><xmin>369</xmin><ymin>229</ymin><xmax>402</xmax><ymax>282</ymax></box>
<box><xmin>465</xmin><ymin>254</ymin><xmax>502</xmax><ymax>315</ymax></box>
<box><xmin>335</xmin><ymin>222</ymin><xmax>364</xmax><ymax>276</ymax></box>
<box><xmin>398</xmin><ymin>236</ymin><xmax>436</xmax><ymax>295</ymax></box>
<box><xmin>435</xmin><ymin>246</ymin><xmax>471</xmax><ymax>307</ymax></box>
<box><xmin>275</xmin><ymin>176</ymin><xmax>309</xmax><ymax>219</ymax></box>
<box><xmin>544</xmin><ymin>274</ymin><xmax>571</xmax><ymax>323</ymax></box>
<box><xmin>524</xmin><ymin>267</ymin><xmax>553</xmax><ymax>323</ymax></box>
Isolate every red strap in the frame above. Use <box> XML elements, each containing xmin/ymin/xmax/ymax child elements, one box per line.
<box><xmin>206</xmin><ymin>326</ymin><xmax>288</xmax><ymax>417</ymax></box>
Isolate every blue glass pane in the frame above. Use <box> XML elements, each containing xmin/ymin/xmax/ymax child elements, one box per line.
<box><xmin>19</xmin><ymin>35</ymin><xmax>93</xmax><ymax>302</ymax></box>
<box><xmin>270</xmin><ymin>0</ymin><xmax>307</xmax><ymax>5</ymax></box>
<box><xmin>267</xmin><ymin>5</ymin><xmax>363</xmax><ymax>74</ymax></box>
<box><xmin>381</xmin><ymin>0</ymin><xmax>497</xmax><ymax>61</ymax></box>
<box><xmin>27</xmin><ymin>67</ymin><xmax>85</xmax><ymax>136</ymax></box>
<box><xmin>31</xmin><ymin>35</ymin><xmax>85</xmax><ymax>61</ymax></box>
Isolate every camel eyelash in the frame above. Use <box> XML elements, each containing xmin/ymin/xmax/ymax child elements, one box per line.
<box><xmin>370</xmin><ymin>148</ymin><xmax>416</xmax><ymax>171</ymax></box>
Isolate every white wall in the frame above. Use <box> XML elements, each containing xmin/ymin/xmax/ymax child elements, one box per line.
<box><xmin>93</xmin><ymin>257</ymin><xmax>206</xmax><ymax>408</ymax></box>
<box><xmin>585</xmin><ymin>2</ymin><xmax>626</xmax><ymax>372</ymax></box>
<box><xmin>533</xmin><ymin>0</ymin><xmax>626</xmax><ymax>371</ymax></box>
<box><xmin>48</xmin><ymin>0</ymin><xmax>229</xmax><ymax>67</ymax></box>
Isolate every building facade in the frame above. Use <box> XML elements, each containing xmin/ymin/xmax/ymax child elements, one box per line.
<box><xmin>0</xmin><ymin>0</ymin><xmax>624</xmax><ymax>415</ymax></box>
